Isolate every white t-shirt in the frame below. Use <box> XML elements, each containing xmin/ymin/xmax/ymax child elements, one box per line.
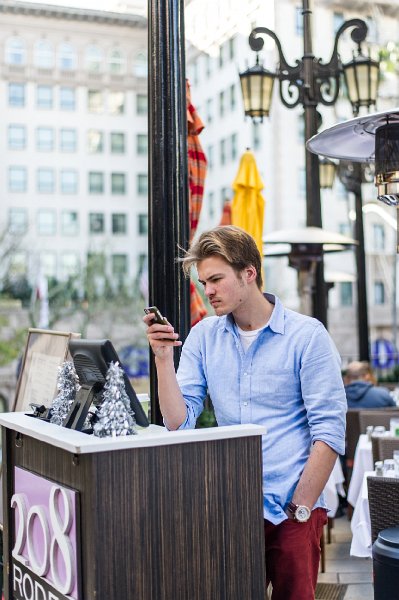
<box><xmin>236</xmin><ymin>325</ymin><xmax>264</xmax><ymax>352</ymax></box>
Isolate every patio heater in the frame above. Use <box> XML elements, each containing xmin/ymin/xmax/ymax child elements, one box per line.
<box><xmin>239</xmin><ymin>0</ymin><xmax>379</xmax><ymax>327</ymax></box>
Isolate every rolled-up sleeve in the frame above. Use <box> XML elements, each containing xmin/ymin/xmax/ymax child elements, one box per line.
<box><xmin>300</xmin><ymin>323</ymin><xmax>347</xmax><ymax>455</ymax></box>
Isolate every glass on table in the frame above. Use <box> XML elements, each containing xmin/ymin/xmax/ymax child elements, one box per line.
<box><xmin>390</xmin><ymin>418</ymin><xmax>399</xmax><ymax>437</ymax></box>
<box><xmin>394</xmin><ymin>450</ymin><xmax>399</xmax><ymax>477</ymax></box>
<box><xmin>383</xmin><ymin>458</ymin><xmax>396</xmax><ymax>476</ymax></box>
<box><xmin>375</xmin><ymin>461</ymin><xmax>384</xmax><ymax>476</ymax></box>
<box><xmin>373</xmin><ymin>426</ymin><xmax>386</xmax><ymax>436</ymax></box>
<box><xmin>366</xmin><ymin>425</ymin><xmax>374</xmax><ymax>441</ymax></box>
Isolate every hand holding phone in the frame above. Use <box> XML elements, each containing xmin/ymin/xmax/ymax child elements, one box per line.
<box><xmin>144</xmin><ymin>306</ymin><xmax>168</xmax><ymax>325</ymax></box>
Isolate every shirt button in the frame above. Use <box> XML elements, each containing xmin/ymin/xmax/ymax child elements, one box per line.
<box><xmin>244</xmin><ymin>372</ymin><xmax>248</xmax><ymax>375</ymax></box>
<box><xmin>243</xmin><ymin>402</ymin><xmax>248</xmax><ymax>406</ymax></box>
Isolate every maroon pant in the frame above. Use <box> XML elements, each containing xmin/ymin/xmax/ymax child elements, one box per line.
<box><xmin>264</xmin><ymin>508</ymin><xmax>328</xmax><ymax>600</ymax></box>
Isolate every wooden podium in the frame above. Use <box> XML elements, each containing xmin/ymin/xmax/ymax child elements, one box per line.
<box><xmin>0</xmin><ymin>413</ymin><xmax>266</xmax><ymax>600</ymax></box>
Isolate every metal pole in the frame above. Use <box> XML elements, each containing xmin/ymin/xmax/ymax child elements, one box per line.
<box><xmin>353</xmin><ymin>164</ymin><xmax>370</xmax><ymax>361</ymax></box>
<box><xmin>148</xmin><ymin>0</ymin><xmax>191</xmax><ymax>424</ymax></box>
<box><xmin>302</xmin><ymin>0</ymin><xmax>327</xmax><ymax>326</ymax></box>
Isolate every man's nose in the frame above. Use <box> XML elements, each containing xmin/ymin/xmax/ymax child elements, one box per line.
<box><xmin>205</xmin><ymin>283</ymin><xmax>215</xmax><ymax>297</ymax></box>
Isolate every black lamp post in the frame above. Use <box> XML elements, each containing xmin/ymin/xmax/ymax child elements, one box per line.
<box><xmin>239</xmin><ymin>0</ymin><xmax>379</xmax><ymax>326</ymax></box>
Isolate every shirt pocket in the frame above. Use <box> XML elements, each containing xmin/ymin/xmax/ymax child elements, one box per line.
<box><xmin>255</xmin><ymin>368</ymin><xmax>299</xmax><ymax>406</ymax></box>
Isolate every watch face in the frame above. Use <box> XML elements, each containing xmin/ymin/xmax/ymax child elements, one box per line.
<box><xmin>295</xmin><ymin>505</ymin><xmax>311</xmax><ymax>522</ymax></box>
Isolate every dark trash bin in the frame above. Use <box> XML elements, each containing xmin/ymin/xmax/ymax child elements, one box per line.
<box><xmin>372</xmin><ymin>526</ymin><xmax>399</xmax><ymax>600</ymax></box>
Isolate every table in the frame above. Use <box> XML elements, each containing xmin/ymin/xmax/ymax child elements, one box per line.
<box><xmin>350</xmin><ymin>470</ymin><xmax>374</xmax><ymax>557</ymax></box>
<box><xmin>347</xmin><ymin>434</ymin><xmax>373</xmax><ymax>507</ymax></box>
<box><xmin>324</xmin><ymin>457</ymin><xmax>345</xmax><ymax>518</ymax></box>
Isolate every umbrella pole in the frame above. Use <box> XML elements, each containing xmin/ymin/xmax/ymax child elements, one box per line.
<box><xmin>148</xmin><ymin>0</ymin><xmax>191</xmax><ymax>424</ymax></box>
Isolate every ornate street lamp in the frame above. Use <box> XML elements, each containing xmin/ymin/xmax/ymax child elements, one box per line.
<box><xmin>239</xmin><ymin>0</ymin><xmax>378</xmax><ymax>327</ymax></box>
<box><xmin>239</xmin><ymin>56</ymin><xmax>276</xmax><ymax>121</ymax></box>
<box><xmin>342</xmin><ymin>48</ymin><xmax>380</xmax><ymax>117</ymax></box>
<box><xmin>319</xmin><ymin>157</ymin><xmax>337</xmax><ymax>190</ymax></box>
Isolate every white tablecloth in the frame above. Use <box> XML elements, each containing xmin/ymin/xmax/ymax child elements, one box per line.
<box><xmin>347</xmin><ymin>434</ymin><xmax>373</xmax><ymax>507</ymax></box>
<box><xmin>324</xmin><ymin>457</ymin><xmax>345</xmax><ymax>518</ymax></box>
<box><xmin>350</xmin><ymin>470</ymin><xmax>374</xmax><ymax>557</ymax></box>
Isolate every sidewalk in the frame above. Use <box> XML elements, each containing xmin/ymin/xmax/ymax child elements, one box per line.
<box><xmin>318</xmin><ymin>513</ymin><xmax>373</xmax><ymax>599</ymax></box>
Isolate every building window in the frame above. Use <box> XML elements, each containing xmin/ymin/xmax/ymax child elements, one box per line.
<box><xmin>60</xmin><ymin>87</ymin><xmax>76</xmax><ymax>110</ymax></box>
<box><xmin>298</xmin><ymin>114</ymin><xmax>305</xmax><ymax>141</ymax></box>
<box><xmin>338</xmin><ymin>223</ymin><xmax>351</xmax><ymax>236</ymax></box>
<box><xmin>40</xmin><ymin>253</ymin><xmax>57</xmax><ymax>278</ymax></box>
<box><xmin>137</xmin><ymin>174</ymin><xmax>148</xmax><ymax>195</ymax></box>
<box><xmin>373</xmin><ymin>223</ymin><xmax>385</xmax><ymax>251</ymax></box>
<box><xmin>295</xmin><ymin>6</ymin><xmax>304</xmax><ymax>35</ymax></box>
<box><xmin>61</xmin><ymin>253</ymin><xmax>79</xmax><ymax>278</ymax></box>
<box><xmin>111</xmin><ymin>173</ymin><xmax>126</xmax><ymax>195</ymax></box>
<box><xmin>37</xmin><ymin>169</ymin><xmax>55</xmax><ymax>193</ymax></box>
<box><xmin>112</xmin><ymin>213</ymin><xmax>127</xmax><ymax>235</ymax></box>
<box><xmin>36</xmin><ymin>127</ymin><xmax>54</xmax><ymax>152</ymax></box>
<box><xmin>8</xmin><ymin>208</ymin><xmax>28</xmax><ymax>234</ymax></box>
<box><xmin>9</xmin><ymin>167</ymin><xmax>27</xmax><ymax>192</ymax></box>
<box><xmin>231</xmin><ymin>133</ymin><xmax>238</xmax><ymax>161</ymax></box>
<box><xmin>89</xmin><ymin>213</ymin><xmax>105</xmax><ymax>234</ymax></box>
<box><xmin>60</xmin><ymin>129</ymin><xmax>77</xmax><ymax>152</ymax></box>
<box><xmin>136</xmin><ymin>134</ymin><xmax>148</xmax><ymax>155</ymax></box>
<box><xmin>207</xmin><ymin>145</ymin><xmax>214</xmax><ymax>170</ymax></box>
<box><xmin>109</xmin><ymin>49</ymin><xmax>125</xmax><ymax>74</ymax></box>
<box><xmin>333</xmin><ymin>12</ymin><xmax>345</xmax><ymax>33</ymax></box>
<box><xmin>228</xmin><ymin>37</ymin><xmax>235</xmax><ymax>61</ymax></box>
<box><xmin>219</xmin><ymin>91</ymin><xmax>225</xmax><ymax>117</ymax></box>
<box><xmin>133</xmin><ymin>52</ymin><xmax>147</xmax><ymax>78</ymax></box>
<box><xmin>109</xmin><ymin>91</ymin><xmax>125</xmax><ymax>115</ymax></box>
<box><xmin>88</xmin><ymin>90</ymin><xmax>103</xmax><ymax>113</ymax></box>
<box><xmin>220</xmin><ymin>139</ymin><xmax>226</xmax><ymax>165</ymax></box>
<box><xmin>60</xmin><ymin>170</ymin><xmax>78</xmax><ymax>194</ymax></box>
<box><xmin>112</xmin><ymin>254</ymin><xmax>128</xmax><ymax>277</ymax></box>
<box><xmin>111</xmin><ymin>132</ymin><xmax>125</xmax><ymax>154</ymax></box>
<box><xmin>137</xmin><ymin>94</ymin><xmax>148</xmax><ymax>114</ymax></box>
<box><xmin>206</xmin><ymin>55</ymin><xmax>212</xmax><ymax>78</ymax></box>
<box><xmin>374</xmin><ymin>281</ymin><xmax>385</xmax><ymax>305</ymax></box>
<box><xmin>365</xmin><ymin>16</ymin><xmax>378</xmax><ymax>43</ymax></box>
<box><xmin>88</xmin><ymin>172</ymin><xmax>104</xmax><ymax>194</ymax></box>
<box><xmin>138</xmin><ymin>214</ymin><xmax>148</xmax><ymax>235</ymax></box>
<box><xmin>5</xmin><ymin>38</ymin><xmax>26</xmax><ymax>65</ymax></box>
<box><xmin>87</xmin><ymin>130</ymin><xmax>103</xmax><ymax>154</ymax></box>
<box><xmin>37</xmin><ymin>209</ymin><xmax>56</xmax><ymax>235</ymax></box>
<box><xmin>229</xmin><ymin>84</ymin><xmax>236</xmax><ymax>111</ymax></box>
<box><xmin>8</xmin><ymin>124</ymin><xmax>26</xmax><ymax>150</ymax></box>
<box><xmin>85</xmin><ymin>45</ymin><xmax>103</xmax><ymax>72</ymax></box>
<box><xmin>206</xmin><ymin>98</ymin><xmax>213</xmax><ymax>124</ymax></box>
<box><xmin>218</xmin><ymin>45</ymin><xmax>224</xmax><ymax>68</ymax></box>
<box><xmin>61</xmin><ymin>210</ymin><xmax>79</xmax><ymax>235</ymax></box>
<box><xmin>9</xmin><ymin>253</ymin><xmax>27</xmax><ymax>276</ymax></box>
<box><xmin>37</xmin><ymin>85</ymin><xmax>53</xmax><ymax>109</ymax></box>
<box><xmin>8</xmin><ymin>83</ymin><xmax>25</xmax><ymax>107</ymax></box>
<box><xmin>252</xmin><ymin>122</ymin><xmax>261</xmax><ymax>151</ymax></box>
<box><xmin>34</xmin><ymin>40</ymin><xmax>54</xmax><ymax>69</ymax></box>
<box><xmin>208</xmin><ymin>192</ymin><xmax>215</xmax><ymax>219</ymax></box>
<box><xmin>58</xmin><ymin>43</ymin><xmax>77</xmax><ymax>70</ymax></box>
<box><xmin>340</xmin><ymin>282</ymin><xmax>353</xmax><ymax>306</ymax></box>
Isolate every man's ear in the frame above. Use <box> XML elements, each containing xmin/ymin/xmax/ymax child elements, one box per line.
<box><xmin>245</xmin><ymin>265</ymin><xmax>257</xmax><ymax>284</ymax></box>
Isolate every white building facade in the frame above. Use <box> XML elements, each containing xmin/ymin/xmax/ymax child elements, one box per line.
<box><xmin>0</xmin><ymin>1</ymin><xmax>148</xmax><ymax>291</ymax></box>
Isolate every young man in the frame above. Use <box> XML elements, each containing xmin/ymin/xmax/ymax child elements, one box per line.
<box><xmin>144</xmin><ymin>225</ymin><xmax>346</xmax><ymax>600</ymax></box>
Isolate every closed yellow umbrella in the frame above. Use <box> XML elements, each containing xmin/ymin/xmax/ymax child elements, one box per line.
<box><xmin>231</xmin><ymin>149</ymin><xmax>265</xmax><ymax>257</ymax></box>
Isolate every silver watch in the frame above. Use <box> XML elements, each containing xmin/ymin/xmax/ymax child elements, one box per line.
<box><xmin>287</xmin><ymin>502</ymin><xmax>311</xmax><ymax>523</ymax></box>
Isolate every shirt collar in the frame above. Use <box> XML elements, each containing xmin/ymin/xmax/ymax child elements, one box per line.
<box><xmin>220</xmin><ymin>293</ymin><xmax>285</xmax><ymax>335</ymax></box>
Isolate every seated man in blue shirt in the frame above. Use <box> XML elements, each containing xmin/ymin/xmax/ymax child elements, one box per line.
<box><xmin>144</xmin><ymin>225</ymin><xmax>346</xmax><ymax>600</ymax></box>
<box><xmin>344</xmin><ymin>360</ymin><xmax>396</xmax><ymax>409</ymax></box>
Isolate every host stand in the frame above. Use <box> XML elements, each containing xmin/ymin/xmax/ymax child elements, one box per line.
<box><xmin>0</xmin><ymin>414</ymin><xmax>266</xmax><ymax>600</ymax></box>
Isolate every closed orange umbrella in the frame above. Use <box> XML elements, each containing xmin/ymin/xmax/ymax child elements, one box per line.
<box><xmin>231</xmin><ymin>150</ymin><xmax>265</xmax><ymax>257</ymax></box>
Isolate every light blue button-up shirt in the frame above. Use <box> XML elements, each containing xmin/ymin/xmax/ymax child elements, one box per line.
<box><xmin>175</xmin><ymin>294</ymin><xmax>347</xmax><ymax>524</ymax></box>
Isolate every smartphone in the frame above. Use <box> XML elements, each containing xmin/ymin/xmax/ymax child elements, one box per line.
<box><xmin>144</xmin><ymin>306</ymin><xmax>168</xmax><ymax>325</ymax></box>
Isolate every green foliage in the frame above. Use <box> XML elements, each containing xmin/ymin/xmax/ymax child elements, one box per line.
<box><xmin>1</xmin><ymin>275</ymin><xmax>32</xmax><ymax>307</ymax></box>
<box><xmin>196</xmin><ymin>396</ymin><xmax>217</xmax><ymax>428</ymax></box>
<box><xmin>0</xmin><ymin>327</ymin><xmax>26</xmax><ymax>366</ymax></box>
<box><xmin>378</xmin><ymin>365</ymin><xmax>399</xmax><ymax>383</ymax></box>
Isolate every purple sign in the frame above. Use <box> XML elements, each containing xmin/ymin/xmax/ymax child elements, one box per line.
<box><xmin>12</xmin><ymin>467</ymin><xmax>80</xmax><ymax>600</ymax></box>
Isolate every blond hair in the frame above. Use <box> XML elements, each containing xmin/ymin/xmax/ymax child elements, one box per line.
<box><xmin>179</xmin><ymin>225</ymin><xmax>263</xmax><ymax>289</ymax></box>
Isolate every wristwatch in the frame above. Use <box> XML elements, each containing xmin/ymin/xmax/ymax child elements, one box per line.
<box><xmin>287</xmin><ymin>501</ymin><xmax>311</xmax><ymax>523</ymax></box>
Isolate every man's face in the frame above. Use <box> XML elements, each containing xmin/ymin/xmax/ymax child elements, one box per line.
<box><xmin>197</xmin><ymin>255</ymin><xmax>249</xmax><ymax>316</ymax></box>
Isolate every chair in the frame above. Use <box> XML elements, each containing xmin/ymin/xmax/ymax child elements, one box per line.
<box><xmin>371</xmin><ymin>435</ymin><xmax>381</xmax><ymax>464</ymax></box>
<box><xmin>358</xmin><ymin>409</ymin><xmax>399</xmax><ymax>436</ymax></box>
<box><xmin>367</xmin><ymin>476</ymin><xmax>399</xmax><ymax>543</ymax></box>
<box><xmin>378</xmin><ymin>437</ymin><xmax>399</xmax><ymax>462</ymax></box>
<box><xmin>346</xmin><ymin>409</ymin><xmax>362</xmax><ymax>468</ymax></box>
